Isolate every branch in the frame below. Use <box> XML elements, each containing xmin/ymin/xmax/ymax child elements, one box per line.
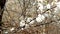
<box><xmin>28</xmin><ymin>6</ymin><xmax>57</xmax><ymax>26</ymax></box>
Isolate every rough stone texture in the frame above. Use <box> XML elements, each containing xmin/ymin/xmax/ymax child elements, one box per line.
<box><xmin>1</xmin><ymin>0</ymin><xmax>60</xmax><ymax>34</ymax></box>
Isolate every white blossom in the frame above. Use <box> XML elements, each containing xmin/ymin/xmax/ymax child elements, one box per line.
<box><xmin>54</xmin><ymin>8</ymin><xmax>58</xmax><ymax>13</ymax></box>
<box><xmin>20</xmin><ymin>20</ymin><xmax>25</xmax><ymax>27</ymax></box>
<box><xmin>54</xmin><ymin>7</ymin><xmax>58</xmax><ymax>11</ymax></box>
<box><xmin>43</xmin><ymin>13</ymin><xmax>49</xmax><ymax>17</ymax></box>
<box><xmin>46</xmin><ymin>4</ymin><xmax>51</xmax><ymax>9</ymax></box>
<box><xmin>37</xmin><ymin>9</ymin><xmax>40</xmax><ymax>12</ymax></box>
<box><xmin>5</xmin><ymin>31</ymin><xmax>8</xmax><ymax>34</ymax></box>
<box><xmin>56</xmin><ymin>2</ymin><xmax>60</xmax><ymax>8</ymax></box>
<box><xmin>10</xmin><ymin>27</ymin><xmax>14</xmax><ymax>31</ymax></box>
<box><xmin>21</xmin><ymin>28</ymin><xmax>24</xmax><ymax>30</ymax></box>
<box><xmin>27</xmin><ymin>17</ymin><xmax>33</xmax><ymax>22</ymax></box>
<box><xmin>29</xmin><ymin>20</ymin><xmax>35</xmax><ymax>25</ymax></box>
<box><xmin>25</xmin><ymin>24</ymin><xmax>29</xmax><ymax>28</ymax></box>
<box><xmin>51</xmin><ymin>2</ymin><xmax>54</xmax><ymax>5</ymax></box>
<box><xmin>38</xmin><ymin>3</ymin><xmax>43</xmax><ymax>11</ymax></box>
<box><xmin>36</xmin><ymin>14</ymin><xmax>45</xmax><ymax>22</ymax></box>
<box><xmin>55</xmin><ymin>0</ymin><xmax>58</xmax><ymax>2</ymax></box>
<box><xmin>54</xmin><ymin>7</ymin><xmax>60</xmax><ymax>14</ymax></box>
<box><xmin>57</xmin><ymin>2</ymin><xmax>60</xmax><ymax>8</ymax></box>
<box><xmin>33</xmin><ymin>3</ymin><xmax>36</xmax><ymax>5</ymax></box>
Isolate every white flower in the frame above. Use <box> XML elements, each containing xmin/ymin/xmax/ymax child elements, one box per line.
<box><xmin>51</xmin><ymin>2</ymin><xmax>54</xmax><ymax>5</ymax></box>
<box><xmin>25</xmin><ymin>24</ymin><xmax>29</xmax><ymax>28</ymax></box>
<box><xmin>36</xmin><ymin>17</ymin><xmax>42</xmax><ymax>22</ymax></box>
<box><xmin>37</xmin><ymin>9</ymin><xmax>40</xmax><ymax>11</ymax></box>
<box><xmin>47</xmin><ymin>4</ymin><xmax>51</xmax><ymax>9</ymax></box>
<box><xmin>38</xmin><ymin>14</ymin><xmax>42</xmax><ymax>17</ymax></box>
<box><xmin>21</xmin><ymin>28</ymin><xmax>24</xmax><ymax>30</ymax></box>
<box><xmin>5</xmin><ymin>31</ymin><xmax>8</xmax><ymax>34</ymax></box>
<box><xmin>29</xmin><ymin>20</ymin><xmax>35</xmax><ymax>25</ymax></box>
<box><xmin>38</xmin><ymin>3</ymin><xmax>43</xmax><ymax>11</ymax></box>
<box><xmin>54</xmin><ymin>7</ymin><xmax>58</xmax><ymax>11</ymax></box>
<box><xmin>36</xmin><ymin>14</ymin><xmax>45</xmax><ymax>22</ymax></box>
<box><xmin>20</xmin><ymin>20</ymin><xmax>25</xmax><ymax>27</ymax></box>
<box><xmin>33</xmin><ymin>3</ymin><xmax>36</xmax><ymax>5</ymax></box>
<box><xmin>54</xmin><ymin>7</ymin><xmax>60</xmax><ymax>14</ymax></box>
<box><xmin>10</xmin><ymin>27</ymin><xmax>14</xmax><ymax>31</ymax></box>
<box><xmin>27</xmin><ymin>17</ymin><xmax>33</xmax><ymax>22</ymax></box>
<box><xmin>43</xmin><ymin>13</ymin><xmax>49</xmax><ymax>17</ymax></box>
<box><xmin>56</xmin><ymin>2</ymin><xmax>60</xmax><ymax>8</ymax></box>
<box><xmin>55</xmin><ymin>0</ymin><xmax>58</xmax><ymax>2</ymax></box>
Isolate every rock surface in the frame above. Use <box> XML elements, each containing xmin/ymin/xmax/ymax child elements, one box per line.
<box><xmin>2</xmin><ymin>0</ymin><xmax>60</xmax><ymax>34</ymax></box>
